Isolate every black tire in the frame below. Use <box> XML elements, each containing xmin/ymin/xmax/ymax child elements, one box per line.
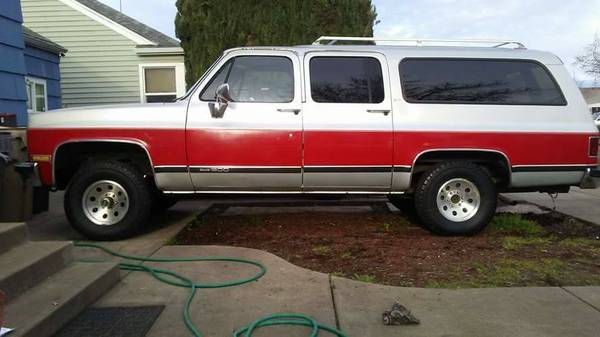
<box><xmin>414</xmin><ymin>161</ymin><xmax>496</xmax><ymax>235</ymax></box>
<box><xmin>64</xmin><ymin>160</ymin><xmax>152</xmax><ymax>240</ymax></box>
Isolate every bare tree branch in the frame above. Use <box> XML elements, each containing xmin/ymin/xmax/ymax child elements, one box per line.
<box><xmin>575</xmin><ymin>33</ymin><xmax>600</xmax><ymax>77</ymax></box>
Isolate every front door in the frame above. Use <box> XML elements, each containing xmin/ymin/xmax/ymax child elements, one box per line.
<box><xmin>302</xmin><ymin>52</ymin><xmax>394</xmax><ymax>191</ymax></box>
<box><xmin>186</xmin><ymin>50</ymin><xmax>303</xmax><ymax>191</ymax></box>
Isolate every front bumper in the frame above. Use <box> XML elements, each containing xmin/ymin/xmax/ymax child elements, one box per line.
<box><xmin>14</xmin><ymin>161</ymin><xmax>41</xmax><ymax>186</ymax></box>
<box><xmin>580</xmin><ymin>167</ymin><xmax>600</xmax><ymax>189</ymax></box>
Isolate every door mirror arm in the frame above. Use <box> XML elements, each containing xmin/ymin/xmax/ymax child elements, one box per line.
<box><xmin>208</xmin><ymin>83</ymin><xmax>232</xmax><ymax>118</ymax></box>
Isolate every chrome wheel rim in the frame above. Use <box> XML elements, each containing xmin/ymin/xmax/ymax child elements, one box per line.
<box><xmin>82</xmin><ymin>180</ymin><xmax>129</xmax><ymax>226</ymax></box>
<box><xmin>436</xmin><ymin>178</ymin><xmax>480</xmax><ymax>222</ymax></box>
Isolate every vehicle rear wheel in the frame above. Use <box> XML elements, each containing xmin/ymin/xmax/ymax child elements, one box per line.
<box><xmin>64</xmin><ymin>160</ymin><xmax>152</xmax><ymax>240</ymax></box>
<box><xmin>414</xmin><ymin>161</ymin><xmax>496</xmax><ymax>235</ymax></box>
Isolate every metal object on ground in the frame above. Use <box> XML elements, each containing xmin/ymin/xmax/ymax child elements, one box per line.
<box><xmin>382</xmin><ymin>302</ymin><xmax>420</xmax><ymax>325</ymax></box>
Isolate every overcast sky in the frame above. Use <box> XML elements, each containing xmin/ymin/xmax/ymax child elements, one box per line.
<box><xmin>99</xmin><ymin>0</ymin><xmax>599</xmax><ymax>86</ymax></box>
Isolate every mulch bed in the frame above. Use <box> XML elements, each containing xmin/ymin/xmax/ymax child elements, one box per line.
<box><xmin>174</xmin><ymin>202</ymin><xmax>600</xmax><ymax>288</ymax></box>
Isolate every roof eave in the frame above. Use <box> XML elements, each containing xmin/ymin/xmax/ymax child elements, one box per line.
<box><xmin>135</xmin><ymin>46</ymin><xmax>184</xmax><ymax>56</ymax></box>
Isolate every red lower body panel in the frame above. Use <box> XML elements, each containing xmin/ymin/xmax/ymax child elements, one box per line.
<box><xmin>303</xmin><ymin>130</ymin><xmax>393</xmax><ymax>166</ymax></box>
<box><xmin>186</xmin><ymin>129</ymin><xmax>302</xmax><ymax>166</ymax></box>
<box><xmin>393</xmin><ymin>131</ymin><xmax>598</xmax><ymax>166</ymax></box>
<box><xmin>27</xmin><ymin>128</ymin><xmax>187</xmax><ymax>185</ymax></box>
<box><xmin>28</xmin><ymin>127</ymin><xmax>598</xmax><ymax>187</ymax></box>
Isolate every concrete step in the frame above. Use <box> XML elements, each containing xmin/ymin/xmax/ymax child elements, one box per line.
<box><xmin>0</xmin><ymin>241</ymin><xmax>72</xmax><ymax>302</ymax></box>
<box><xmin>0</xmin><ymin>223</ymin><xmax>28</xmax><ymax>254</ymax></box>
<box><xmin>4</xmin><ymin>261</ymin><xmax>120</xmax><ymax>337</ymax></box>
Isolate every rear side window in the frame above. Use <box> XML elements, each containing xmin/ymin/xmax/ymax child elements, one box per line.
<box><xmin>310</xmin><ymin>57</ymin><xmax>384</xmax><ymax>103</ymax></box>
<box><xmin>399</xmin><ymin>59</ymin><xmax>566</xmax><ymax>105</ymax></box>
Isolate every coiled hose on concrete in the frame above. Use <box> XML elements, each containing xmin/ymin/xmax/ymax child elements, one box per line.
<box><xmin>74</xmin><ymin>242</ymin><xmax>348</xmax><ymax>337</ymax></box>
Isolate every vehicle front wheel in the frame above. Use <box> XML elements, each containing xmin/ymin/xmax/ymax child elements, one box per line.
<box><xmin>64</xmin><ymin>160</ymin><xmax>152</xmax><ymax>240</ymax></box>
<box><xmin>414</xmin><ymin>161</ymin><xmax>496</xmax><ymax>235</ymax></box>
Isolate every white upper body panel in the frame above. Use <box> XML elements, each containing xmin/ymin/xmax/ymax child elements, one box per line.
<box><xmin>29</xmin><ymin>101</ymin><xmax>188</xmax><ymax>129</ymax></box>
<box><xmin>29</xmin><ymin>44</ymin><xmax>596</xmax><ymax>134</ymax></box>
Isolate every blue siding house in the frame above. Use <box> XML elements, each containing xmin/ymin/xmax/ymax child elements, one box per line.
<box><xmin>0</xmin><ymin>0</ymin><xmax>65</xmax><ymax>127</ymax></box>
<box><xmin>0</xmin><ymin>0</ymin><xmax>27</xmax><ymax>126</ymax></box>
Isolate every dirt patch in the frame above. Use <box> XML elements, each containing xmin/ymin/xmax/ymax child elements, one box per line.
<box><xmin>174</xmin><ymin>203</ymin><xmax>600</xmax><ymax>288</ymax></box>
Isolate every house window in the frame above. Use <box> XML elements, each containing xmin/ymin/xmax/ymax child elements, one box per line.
<box><xmin>140</xmin><ymin>64</ymin><xmax>186</xmax><ymax>103</ymax></box>
<box><xmin>25</xmin><ymin>77</ymin><xmax>48</xmax><ymax>112</ymax></box>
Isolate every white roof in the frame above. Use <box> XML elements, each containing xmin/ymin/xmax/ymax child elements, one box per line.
<box><xmin>225</xmin><ymin>44</ymin><xmax>563</xmax><ymax>65</ymax></box>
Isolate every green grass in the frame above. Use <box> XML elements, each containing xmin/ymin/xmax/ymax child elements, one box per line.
<box><xmin>558</xmin><ymin>238</ymin><xmax>600</xmax><ymax>255</ymax></box>
<box><xmin>352</xmin><ymin>274</ymin><xmax>377</xmax><ymax>283</ymax></box>
<box><xmin>382</xmin><ymin>222</ymin><xmax>393</xmax><ymax>231</ymax></box>
<box><xmin>558</xmin><ymin>238</ymin><xmax>600</xmax><ymax>249</ymax></box>
<box><xmin>339</xmin><ymin>252</ymin><xmax>353</xmax><ymax>260</ymax></box>
<box><xmin>312</xmin><ymin>245</ymin><xmax>331</xmax><ymax>255</ymax></box>
<box><xmin>249</xmin><ymin>215</ymin><xmax>266</xmax><ymax>226</ymax></box>
<box><xmin>188</xmin><ymin>215</ymin><xmax>207</xmax><ymax>228</ymax></box>
<box><xmin>491</xmin><ymin>214</ymin><xmax>545</xmax><ymax>236</ymax></box>
<box><xmin>426</xmin><ymin>258</ymin><xmax>569</xmax><ymax>288</ymax></box>
<box><xmin>164</xmin><ymin>237</ymin><xmax>178</xmax><ymax>245</ymax></box>
<box><xmin>502</xmin><ymin>236</ymin><xmax>552</xmax><ymax>250</ymax></box>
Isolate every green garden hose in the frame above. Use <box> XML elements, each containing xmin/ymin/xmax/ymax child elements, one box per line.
<box><xmin>74</xmin><ymin>242</ymin><xmax>348</xmax><ymax>337</ymax></box>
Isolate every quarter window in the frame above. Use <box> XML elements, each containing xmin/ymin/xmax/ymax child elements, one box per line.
<box><xmin>200</xmin><ymin>56</ymin><xmax>294</xmax><ymax>103</ymax></box>
<box><xmin>399</xmin><ymin>59</ymin><xmax>566</xmax><ymax>105</ymax></box>
<box><xmin>309</xmin><ymin>57</ymin><xmax>384</xmax><ymax>103</ymax></box>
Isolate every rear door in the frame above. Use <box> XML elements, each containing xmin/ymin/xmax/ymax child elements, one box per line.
<box><xmin>302</xmin><ymin>52</ymin><xmax>393</xmax><ymax>191</ymax></box>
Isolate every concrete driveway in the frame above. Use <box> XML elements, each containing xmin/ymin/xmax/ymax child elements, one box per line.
<box><xmin>91</xmin><ymin>245</ymin><xmax>600</xmax><ymax>337</ymax></box>
<box><xmin>26</xmin><ymin>191</ymin><xmax>209</xmax><ymax>257</ymax></box>
<box><xmin>24</xmin><ymin>191</ymin><xmax>600</xmax><ymax>337</ymax></box>
<box><xmin>503</xmin><ymin>187</ymin><xmax>600</xmax><ymax>226</ymax></box>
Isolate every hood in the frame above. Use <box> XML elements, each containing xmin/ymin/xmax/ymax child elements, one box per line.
<box><xmin>28</xmin><ymin>102</ymin><xmax>188</xmax><ymax>129</ymax></box>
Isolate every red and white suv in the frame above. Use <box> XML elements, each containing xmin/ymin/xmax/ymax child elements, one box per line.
<box><xmin>27</xmin><ymin>37</ymin><xmax>600</xmax><ymax>240</ymax></box>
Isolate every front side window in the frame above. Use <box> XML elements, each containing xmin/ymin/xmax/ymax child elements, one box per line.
<box><xmin>399</xmin><ymin>59</ymin><xmax>566</xmax><ymax>105</ymax></box>
<box><xmin>143</xmin><ymin>67</ymin><xmax>177</xmax><ymax>103</ymax></box>
<box><xmin>200</xmin><ymin>56</ymin><xmax>294</xmax><ymax>103</ymax></box>
<box><xmin>309</xmin><ymin>56</ymin><xmax>384</xmax><ymax>103</ymax></box>
<box><xmin>25</xmin><ymin>77</ymin><xmax>47</xmax><ymax>112</ymax></box>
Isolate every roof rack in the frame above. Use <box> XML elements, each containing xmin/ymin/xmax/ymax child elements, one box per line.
<box><xmin>312</xmin><ymin>36</ymin><xmax>526</xmax><ymax>49</ymax></box>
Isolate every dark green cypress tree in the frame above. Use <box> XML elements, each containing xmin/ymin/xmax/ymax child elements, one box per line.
<box><xmin>175</xmin><ymin>0</ymin><xmax>377</xmax><ymax>87</ymax></box>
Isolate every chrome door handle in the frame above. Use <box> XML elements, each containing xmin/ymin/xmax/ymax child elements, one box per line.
<box><xmin>367</xmin><ymin>109</ymin><xmax>390</xmax><ymax>116</ymax></box>
<box><xmin>277</xmin><ymin>108</ymin><xmax>300</xmax><ymax>115</ymax></box>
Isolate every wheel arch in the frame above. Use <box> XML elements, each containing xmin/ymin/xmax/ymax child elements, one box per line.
<box><xmin>409</xmin><ymin>148</ymin><xmax>512</xmax><ymax>189</ymax></box>
<box><xmin>53</xmin><ymin>139</ymin><xmax>157</xmax><ymax>189</ymax></box>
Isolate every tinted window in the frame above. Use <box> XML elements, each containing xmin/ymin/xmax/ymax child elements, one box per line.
<box><xmin>200</xmin><ymin>56</ymin><xmax>293</xmax><ymax>103</ymax></box>
<box><xmin>399</xmin><ymin>59</ymin><xmax>566</xmax><ymax>105</ymax></box>
<box><xmin>310</xmin><ymin>57</ymin><xmax>384</xmax><ymax>103</ymax></box>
